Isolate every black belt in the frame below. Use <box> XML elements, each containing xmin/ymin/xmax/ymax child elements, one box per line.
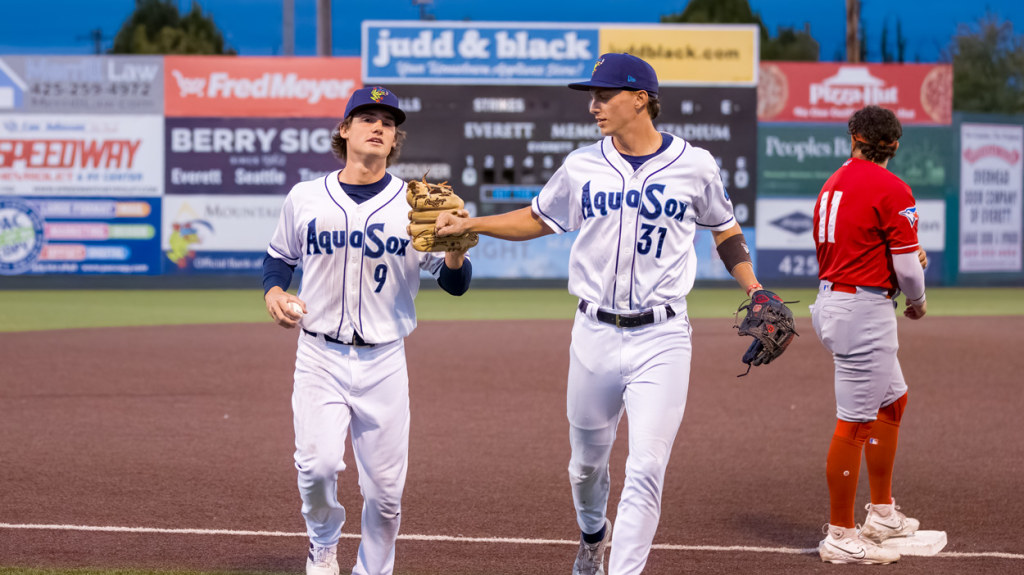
<box><xmin>578</xmin><ymin>301</ymin><xmax>675</xmax><ymax>328</ymax></box>
<box><xmin>303</xmin><ymin>328</ymin><xmax>375</xmax><ymax>347</ymax></box>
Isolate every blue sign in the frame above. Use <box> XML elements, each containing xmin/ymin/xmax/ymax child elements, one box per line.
<box><xmin>0</xmin><ymin>197</ymin><xmax>162</xmax><ymax>275</ymax></box>
<box><xmin>363</xmin><ymin>21</ymin><xmax>599</xmax><ymax>85</ymax></box>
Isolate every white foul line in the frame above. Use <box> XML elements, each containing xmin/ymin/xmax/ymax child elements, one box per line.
<box><xmin>1</xmin><ymin>523</ymin><xmax>1022</xmax><ymax>561</ymax></box>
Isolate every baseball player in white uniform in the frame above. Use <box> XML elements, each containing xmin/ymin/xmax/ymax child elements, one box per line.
<box><xmin>262</xmin><ymin>86</ymin><xmax>472</xmax><ymax>575</ymax></box>
<box><xmin>436</xmin><ymin>53</ymin><xmax>778</xmax><ymax>575</ymax></box>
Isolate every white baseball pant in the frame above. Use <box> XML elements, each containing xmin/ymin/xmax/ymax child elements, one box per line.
<box><xmin>292</xmin><ymin>334</ymin><xmax>410</xmax><ymax>575</ymax></box>
<box><xmin>567</xmin><ymin>305</ymin><xmax>692</xmax><ymax>575</ymax></box>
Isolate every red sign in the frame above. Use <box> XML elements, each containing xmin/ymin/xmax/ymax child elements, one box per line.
<box><xmin>164</xmin><ymin>56</ymin><xmax>362</xmax><ymax>118</ymax></box>
<box><xmin>757</xmin><ymin>62</ymin><xmax>952</xmax><ymax>125</ymax></box>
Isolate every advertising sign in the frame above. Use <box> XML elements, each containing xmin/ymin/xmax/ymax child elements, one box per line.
<box><xmin>758</xmin><ymin>62</ymin><xmax>952</xmax><ymax>125</ymax></box>
<box><xmin>363</xmin><ymin>21</ymin><xmax>597</xmax><ymax>85</ymax></box>
<box><xmin>164</xmin><ymin>56</ymin><xmax>360</xmax><ymax>118</ymax></box>
<box><xmin>0</xmin><ymin>196</ymin><xmax>161</xmax><ymax>276</ymax></box>
<box><xmin>755</xmin><ymin>197</ymin><xmax>946</xmax><ymax>283</ymax></box>
<box><xmin>599</xmin><ymin>25</ymin><xmax>757</xmax><ymax>86</ymax></box>
<box><xmin>394</xmin><ymin>84</ymin><xmax>757</xmax><ymax>224</ymax></box>
<box><xmin>0</xmin><ymin>114</ymin><xmax>164</xmax><ymax>196</ymax></box>
<box><xmin>959</xmin><ymin>123</ymin><xmax>1023</xmax><ymax>273</ymax></box>
<box><xmin>758</xmin><ymin>124</ymin><xmax>953</xmax><ymax>198</ymax></box>
<box><xmin>162</xmin><ymin>195</ymin><xmax>283</xmax><ymax>273</ymax></box>
<box><xmin>165</xmin><ymin>117</ymin><xmax>342</xmax><ymax>194</ymax></box>
<box><xmin>0</xmin><ymin>56</ymin><xmax>163</xmax><ymax>114</ymax></box>
<box><xmin>363</xmin><ymin>21</ymin><xmax>757</xmax><ymax>86</ymax></box>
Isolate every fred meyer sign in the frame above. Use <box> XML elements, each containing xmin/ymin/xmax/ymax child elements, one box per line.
<box><xmin>363</xmin><ymin>21</ymin><xmax>757</xmax><ymax>86</ymax></box>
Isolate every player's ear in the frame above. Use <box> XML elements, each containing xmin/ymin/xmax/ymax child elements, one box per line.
<box><xmin>635</xmin><ymin>90</ymin><xmax>648</xmax><ymax>112</ymax></box>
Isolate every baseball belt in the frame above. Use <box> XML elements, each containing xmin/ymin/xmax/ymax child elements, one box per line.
<box><xmin>578</xmin><ymin>300</ymin><xmax>676</xmax><ymax>328</ymax></box>
<box><xmin>822</xmin><ymin>281</ymin><xmax>897</xmax><ymax>300</ymax></box>
<box><xmin>302</xmin><ymin>328</ymin><xmax>375</xmax><ymax>347</ymax></box>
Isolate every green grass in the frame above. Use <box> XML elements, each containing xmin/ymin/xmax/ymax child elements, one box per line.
<box><xmin>0</xmin><ymin>287</ymin><xmax>1021</xmax><ymax>333</ymax></box>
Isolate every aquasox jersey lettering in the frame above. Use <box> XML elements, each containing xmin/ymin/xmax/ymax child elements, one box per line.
<box><xmin>268</xmin><ymin>170</ymin><xmax>445</xmax><ymax>343</ymax></box>
<box><xmin>813</xmin><ymin>158</ymin><xmax>919</xmax><ymax>290</ymax></box>
<box><xmin>532</xmin><ymin>134</ymin><xmax>735</xmax><ymax>310</ymax></box>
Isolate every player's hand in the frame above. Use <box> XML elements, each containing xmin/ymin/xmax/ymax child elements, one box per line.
<box><xmin>265</xmin><ymin>287</ymin><xmax>306</xmax><ymax>328</ymax></box>
<box><xmin>904</xmin><ymin>299</ymin><xmax>927</xmax><ymax>320</ymax></box>
<box><xmin>917</xmin><ymin>247</ymin><xmax>928</xmax><ymax>269</ymax></box>
<box><xmin>435</xmin><ymin>209</ymin><xmax>469</xmax><ymax>237</ymax></box>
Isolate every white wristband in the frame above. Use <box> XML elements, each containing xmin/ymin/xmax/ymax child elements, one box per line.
<box><xmin>906</xmin><ymin>293</ymin><xmax>926</xmax><ymax>306</ymax></box>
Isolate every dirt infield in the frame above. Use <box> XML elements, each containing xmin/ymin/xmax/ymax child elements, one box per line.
<box><xmin>1</xmin><ymin>316</ymin><xmax>1021</xmax><ymax>574</ymax></box>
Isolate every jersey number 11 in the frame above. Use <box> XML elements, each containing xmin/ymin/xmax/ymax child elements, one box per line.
<box><xmin>817</xmin><ymin>191</ymin><xmax>843</xmax><ymax>244</ymax></box>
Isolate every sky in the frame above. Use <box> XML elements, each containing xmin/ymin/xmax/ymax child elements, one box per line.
<box><xmin>0</xmin><ymin>0</ymin><xmax>1020</xmax><ymax>63</ymax></box>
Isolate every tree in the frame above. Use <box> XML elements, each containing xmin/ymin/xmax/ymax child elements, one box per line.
<box><xmin>879</xmin><ymin>17</ymin><xmax>908</xmax><ymax>63</ymax></box>
<box><xmin>662</xmin><ymin>0</ymin><xmax>818</xmax><ymax>61</ymax></box>
<box><xmin>946</xmin><ymin>14</ymin><xmax>1024</xmax><ymax>114</ymax></box>
<box><xmin>762</xmin><ymin>24</ymin><xmax>821</xmax><ymax>61</ymax></box>
<box><xmin>110</xmin><ymin>0</ymin><xmax>235</xmax><ymax>55</ymax></box>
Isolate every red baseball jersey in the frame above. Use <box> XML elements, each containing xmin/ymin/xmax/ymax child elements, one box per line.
<box><xmin>813</xmin><ymin>158</ymin><xmax>920</xmax><ymax>290</ymax></box>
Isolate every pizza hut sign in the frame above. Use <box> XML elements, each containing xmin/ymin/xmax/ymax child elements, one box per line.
<box><xmin>758</xmin><ymin>62</ymin><xmax>951</xmax><ymax>125</ymax></box>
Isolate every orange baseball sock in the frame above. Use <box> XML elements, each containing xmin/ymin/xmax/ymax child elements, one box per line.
<box><xmin>826</xmin><ymin>419</ymin><xmax>873</xmax><ymax>528</ymax></box>
<box><xmin>865</xmin><ymin>393</ymin><xmax>908</xmax><ymax>505</ymax></box>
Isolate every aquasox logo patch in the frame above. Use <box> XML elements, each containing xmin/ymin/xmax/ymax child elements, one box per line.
<box><xmin>369</xmin><ymin>87</ymin><xmax>389</xmax><ymax>103</ymax></box>
<box><xmin>898</xmin><ymin>206</ymin><xmax>918</xmax><ymax>228</ymax></box>
<box><xmin>305</xmin><ymin>218</ymin><xmax>410</xmax><ymax>258</ymax></box>
<box><xmin>579</xmin><ymin>182</ymin><xmax>689</xmax><ymax>259</ymax></box>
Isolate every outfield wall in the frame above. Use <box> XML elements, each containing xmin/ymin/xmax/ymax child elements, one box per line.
<box><xmin>1</xmin><ymin>22</ymin><xmax>1021</xmax><ymax>287</ymax></box>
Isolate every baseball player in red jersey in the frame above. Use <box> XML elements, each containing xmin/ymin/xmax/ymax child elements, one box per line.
<box><xmin>435</xmin><ymin>53</ymin><xmax>786</xmax><ymax>575</ymax></box>
<box><xmin>811</xmin><ymin>105</ymin><xmax>928</xmax><ymax>564</ymax></box>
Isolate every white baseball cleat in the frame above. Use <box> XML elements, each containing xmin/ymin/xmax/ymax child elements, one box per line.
<box><xmin>306</xmin><ymin>542</ymin><xmax>339</xmax><ymax>575</ymax></box>
<box><xmin>818</xmin><ymin>524</ymin><xmax>900</xmax><ymax>564</ymax></box>
<box><xmin>860</xmin><ymin>499</ymin><xmax>921</xmax><ymax>542</ymax></box>
<box><xmin>572</xmin><ymin>518</ymin><xmax>612</xmax><ymax>575</ymax></box>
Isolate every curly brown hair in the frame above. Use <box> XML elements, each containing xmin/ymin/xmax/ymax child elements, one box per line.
<box><xmin>330</xmin><ymin>116</ymin><xmax>407</xmax><ymax>167</ymax></box>
<box><xmin>848</xmin><ymin>105</ymin><xmax>902</xmax><ymax>163</ymax></box>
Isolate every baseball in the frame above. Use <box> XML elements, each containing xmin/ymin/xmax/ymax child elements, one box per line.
<box><xmin>288</xmin><ymin>302</ymin><xmax>304</xmax><ymax>316</ymax></box>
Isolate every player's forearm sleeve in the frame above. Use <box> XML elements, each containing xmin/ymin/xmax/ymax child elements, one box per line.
<box><xmin>892</xmin><ymin>252</ymin><xmax>925</xmax><ymax>302</ymax></box>
<box><xmin>438</xmin><ymin>258</ymin><xmax>472</xmax><ymax>296</ymax></box>
<box><xmin>262</xmin><ymin>253</ymin><xmax>296</xmax><ymax>295</ymax></box>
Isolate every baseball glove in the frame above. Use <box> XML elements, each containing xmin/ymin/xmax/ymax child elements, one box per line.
<box><xmin>406</xmin><ymin>178</ymin><xmax>479</xmax><ymax>252</ymax></box>
<box><xmin>734</xmin><ymin>289</ymin><xmax>798</xmax><ymax>376</ymax></box>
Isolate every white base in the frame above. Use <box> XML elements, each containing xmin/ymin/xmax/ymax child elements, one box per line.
<box><xmin>879</xmin><ymin>530</ymin><xmax>947</xmax><ymax>556</ymax></box>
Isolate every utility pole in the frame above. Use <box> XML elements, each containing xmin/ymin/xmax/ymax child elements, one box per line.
<box><xmin>412</xmin><ymin>0</ymin><xmax>435</xmax><ymax>21</ymax></box>
<box><xmin>846</xmin><ymin>0</ymin><xmax>860</xmax><ymax>62</ymax></box>
<box><xmin>76</xmin><ymin>28</ymin><xmax>107</xmax><ymax>55</ymax></box>
<box><xmin>283</xmin><ymin>0</ymin><xmax>294</xmax><ymax>56</ymax></box>
<box><xmin>316</xmin><ymin>0</ymin><xmax>331</xmax><ymax>56</ymax></box>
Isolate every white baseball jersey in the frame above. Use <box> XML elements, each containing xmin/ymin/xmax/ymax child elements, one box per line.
<box><xmin>531</xmin><ymin>134</ymin><xmax>735</xmax><ymax>311</ymax></box>
<box><xmin>267</xmin><ymin>170</ymin><xmax>446</xmax><ymax>343</ymax></box>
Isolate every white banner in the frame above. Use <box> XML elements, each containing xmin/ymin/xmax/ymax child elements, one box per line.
<box><xmin>959</xmin><ymin>123</ymin><xmax>1023</xmax><ymax>272</ymax></box>
<box><xmin>757</xmin><ymin>197</ymin><xmax>945</xmax><ymax>251</ymax></box>
<box><xmin>0</xmin><ymin>114</ymin><xmax>164</xmax><ymax>196</ymax></box>
<box><xmin>162</xmin><ymin>195</ymin><xmax>282</xmax><ymax>252</ymax></box>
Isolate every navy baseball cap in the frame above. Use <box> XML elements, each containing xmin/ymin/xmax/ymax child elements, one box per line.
<box><xmin>568</xmin><ymin>53</ymin><xmax>659</xmax><ymax>96</ymax></box>
<box><xmin>343</xmin><ymin>86</ymin><xmax>406</xmax><ymax>126</ymax></box>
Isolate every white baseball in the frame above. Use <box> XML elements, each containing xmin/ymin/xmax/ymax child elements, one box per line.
<box><xmin>288</xmin><ymin>302</ymin><xmax>304</xmax><ymax>316</ymax></box>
